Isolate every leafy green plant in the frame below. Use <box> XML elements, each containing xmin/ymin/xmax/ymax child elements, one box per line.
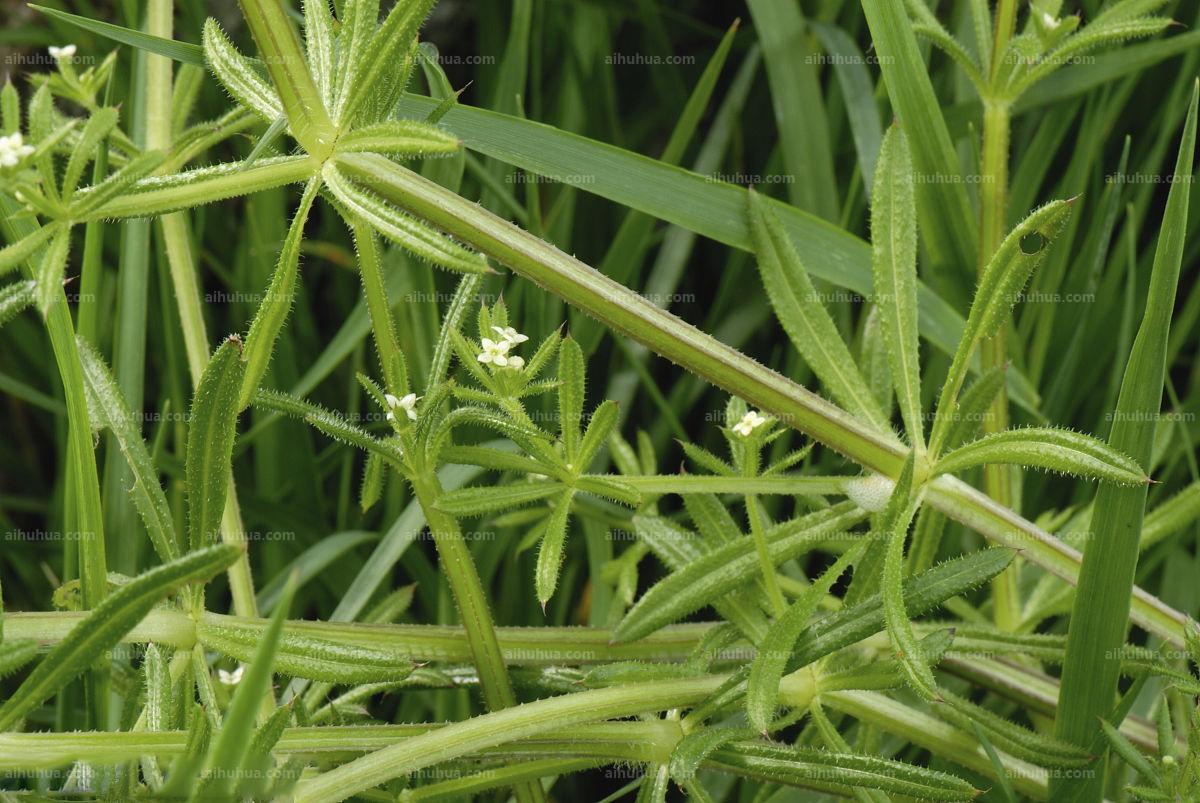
<box><xmin>1</xmin><ymin>0</ymin><xmax>1199</xmax><ymax>801</ymax></box>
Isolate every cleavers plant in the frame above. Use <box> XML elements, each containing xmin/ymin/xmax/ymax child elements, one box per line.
<box><xmin>1</xmin><ymin>0</ymin><xmax>1199</xmax><ymax>801</ymax></box>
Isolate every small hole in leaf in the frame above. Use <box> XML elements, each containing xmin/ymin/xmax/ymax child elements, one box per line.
<box><xmin>1019</xmin><ymin>232</ymin><xmax>1045</xmax><ymax>255</ymax></box>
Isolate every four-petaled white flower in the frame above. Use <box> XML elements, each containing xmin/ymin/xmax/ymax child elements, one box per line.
<box><xmin>492</xmin><ymin>325</ymin><xmax>529</xmax><ymax>346</ymax></box>
<box><xmin>217</xmin><ymin>664</ymin><xmax>245</xmax><ymax>685</ymax></box>
<box><xmin>0</xmin><ymin>133</ymin><xmax>34</xmax><ymax>168</ymax></box>
<box><xmin>48</xmin><ymin>44</ymin><xmax>77</xmax><ymax>61</ymax></box>
<box><xmin>732</xmin><ymin>409</ymin><xmax>768</xmax><ymax>437</ymax></box>
<box><xmin>384</xmin><ymin>392</ymin><xmax>419</xmax><ymax>421</ymax></box>
<box><xmin>477</xmin><ymin>337</ymin><xmax>516</xmax><ymax>367</ymax></box>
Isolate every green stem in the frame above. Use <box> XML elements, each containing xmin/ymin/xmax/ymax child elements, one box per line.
<box><xmin>979</xmin><ymin>97</ymin><xmax>1019</xmax><ymax>631</ymax></box>
<box><xmin>235</xmin><ymin>0</ymin><xmax>335</xmax><ymax>158</ymax></box>
<box><xmin>746</xmin><ymin>494</ymin><xmax>786</xmax><ymax>616</ymax></box>
<box><xmin>330</xmin><ymin>152</ymin><xmax>1191</xmax><ymax>647</ymax></box>
<box><xmin>406</xmin><ymin>472</ymin><xmax>546</xmax><ymax>803</ymax></box>
<box><xmin>290</xmin><ymin>672</ymin><xmax>817</xmax><ymax>802</ymax></box>
<box><xmin>5</xmin><ymin>609</ymin><xmax>722</xmax><ymax>663</ymax></box>
<box><xmin>84</xmin><ymin>155</ymin><xmax>316</xmax><ymax>221</ymax></box>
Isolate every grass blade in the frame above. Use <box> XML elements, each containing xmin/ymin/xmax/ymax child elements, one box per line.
<box><xmin>1052</xmin><ymin>82</ymin><xmax>1198</xmax><ymax>801</ymax></box>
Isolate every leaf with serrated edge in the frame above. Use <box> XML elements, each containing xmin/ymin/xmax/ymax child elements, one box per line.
<box><xmin>871</xmin><ymin>125</ymin><xmax>924</xmax><ymax>451</ymax></box>
<box><xmin>535</xmin><ymin>489</ymin><xmax>576</xmax><ymax>605</ymax></box>
<box><xmin>747</xmin><ymin>540</ymin><xmax>868</xmax><ymax>732</ymax></box>
<box><xmin>747</xmin><ymin>189</ymin><xmax>888</xmax><ymax>430</ymax></box>
<box><xmin>186</xmin><ymin>337</ymin><xmax>245</xmax><ymax>551</ymax></box>
<box><xmin>202</xmin><ymin>19</ymin><xmax>282</xmax><ymax>122</ymax></box>
<box><xmin>78</xmin><ymin>338</ymin><xmax>180</xmax><ymax>562</ymax></box>
<box><xmin>0</xmin><ymin>544</ymin><xmax>239</xmax><ymax>731</ymax></box>
<box><xmin>936</xmin><ymin>427</ymin><xmax>1148</xmax><ymax>486</ymax></box>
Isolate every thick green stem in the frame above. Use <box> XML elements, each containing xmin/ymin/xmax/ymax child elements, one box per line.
<box><xmin>291</xmin><ymin>671</ymin><xmax>817</xmax><ymax>802</ymax></box>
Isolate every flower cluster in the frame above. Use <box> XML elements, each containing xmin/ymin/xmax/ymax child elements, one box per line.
<box><xmin>477</xmin><ymin>325</ymin><xmax>529</xmax><ymax>369</ymax></box>
<box><xmin>0</xmin><ymin>133</ymin><xmax>34</xmax><ymax>168</ymax></box>
<box><xmin>385</xmin><ymin>392</ymin><xmax>419</xmax><ymax>422</ymax></box>
<box><xmin>732</xmin><ymin>409</ymin><xmax>768</xmax><ymax>437</ymax></box>
<box><xmin>48</xmin><ymin>44</ymin><xmax>77</xmax><ymax>61</ymax></box>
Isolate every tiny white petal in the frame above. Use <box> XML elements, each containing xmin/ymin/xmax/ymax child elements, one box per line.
<box><xmin>384</xmin><ymin>393</ymin><xmax>401</xmax><ymax>409</ymax></box>
<box><xmin>507</xmin><ymin>355</ymin><xmax>524</xmax><ymax>369</ymax></box>
<box><xmin>217</xmin><ymin>664</ymin><xmax>245</xmax><ymax>685</ymax></box>
<box><xmin>406</xmin><ymin>407</ymin><xmax>418</xmax><ymax>421</ymax></box>
<box><xmin>399</xmin><ymin>393</ymin><xmax>418</xmax><ymax>409</ymax></box>
<box><xmin>385</xmin><ymin>411</ymin><xmax>395</xmax><ymax>421</ymax></box>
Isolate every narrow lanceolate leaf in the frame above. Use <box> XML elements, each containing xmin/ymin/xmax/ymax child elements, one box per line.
<box><xmin>69</xmin><ymin>150</ymin><xmax>165</xmax><ymax>218</ymax></box>
<box><xmin>1054</xmin><ymin>83</ymin><xmax>1199</xmax><ymax>801</ymax></box>
<box><xmin>932</xmin><ymin>199</ymin><xmax>1074</xmax><ymax>454</ymax></box>
<box><xmin>577</xmin><ymin>399</ymin><xmax>618</xmax><ymax>470</ymax></box>
<box><xmin>613</xmin><ymin>503</ymin><xmax>868</xmax><ymax>643</ymax></box>
<box><xmin>436</xmin><ymin>482</ymin><xmax>566</xmax><ymax>517</ymax></box>
<box><xmin>0</xmin><ymin>279</ymin><xmax>35</xmax><ymax>329</ymax></box>
<box><xmin>196</xmin><ymin>616</ymin><xmax>414</xmax><ymax>683</ymax></box>
<box><xmin>535</xmin><ymin>489</ymin><xmax>576</xmax><ymax>606</ymax></box>
<box><xmin>337</xmin><ymin>120</ymin><xmax>461</xmax><ymax>156</ymax></box>
<box><xmin>935</xmin><ymin>427</ymin><xmax>1148</xmax><ymax>486</ymax></box>
<box><xmin>871</xmin><ymin>125</ymin><xmax>924</xmax><ymax>451</ymax></box>
<box><xmin>938</xmin><ymin>691</ymin><xmax>1091</xmax><ymax>768</ymax></box>
<box><xmin>708</xmin><ymin>743</ymin><xmax>978</xmax><ymax>801</ymax></box>
<box><xmin>0</xmin><ymin>544</ymin><xmax>240</xmax><ymax>731</ymax></box>
<box><xmin>337</xmin><ymin>0</ymin><xmax>436</xmax><ymax>127</ymax></box>
<box><xmin>186</xmin><ymin>337</ymin><xmax>245</xmax><ymax>551</ymax></box>
<box><xmin>747</xmin><ymin>541</ymin><xmax>867</xmax><ymax>733</ymax></box>
<box><xmin>239</xmin><ymin>177</ymin><xmax>320</xmax><ymax>408</ymax></box>
<box><xmin>747</xmin><ymin>189</ymin><xmax>888</xmax><ymax>430</ymax></box>
<box><xmin>669</xmin><ymin>727</ymin><xmax>758</xmax><ymax>783</ymax></box>
<box><xmin>557</xmin><ymin>337</ymin><xmax>586</xmax><ymax>460</ymax></box>
<box><xmin>235</xmin><ymin>0</ymin><xmax>334</xmax><ymax>155</ymax></box>
<box><xmin>330</xmin><ymin>0</ymin><xmax>381</xmax><ymax>122</ymax></box>
<box><xmin>61</xmin><ymin>107</ymin><xmax>118</xmax><ymax>199</ymax></box>
<box><xmin>0</xmin><ymin>640</ymin><xmax>38</xmax><ymax>678</ymax></box>
<box><xmin>34</xmin><ymin>227</ymin><xmax>71</xmax><ymax>316</ymax></box>
<box><xmin>200</xmin><ymin>573</ymin><xmax>293</xmax><ymax>797</ymax></box>
<box><xmin>880</xmin><ymin>455</ymin><xmax>938</xmax><ymax>700</ymax></box>
<box><xmin>202</xmin><ymin>19</ymin><xmax>283</xmax><ymax>122</ymax></box>
<box><xmin>303</xmin><ymin>0</ymin><xmax>335</xmax><ymax>106</ymax></box>
<box><xmin>808</xmin><ymin>702</ymin><xmax>889</xmax><ymax>803</ymax></box>
<box><xmin>143</xmin><ymin>644</ymin><xmax>172</xmax><ymax>733</ymax></box>
<box><xmin>78</xmin><ymin>338</ymin><xmax>180</xmax><ymax>562</ymax></box>
<box><xmin>252</xmin><ymin>388</ymin><xmax>403</xmax><ymax>465</ymax></box>
<box><xmin>0</xmin><ymin>225</ymin><xmax>58</xmax><ymax>278</ymax></box>
<box><xmin>324</xmin><ymin>164</ymin><xmax>489</xmax><ymax>274</ymax></box>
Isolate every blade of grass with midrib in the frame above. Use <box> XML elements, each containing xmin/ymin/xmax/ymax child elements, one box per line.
<box><xmin>1052</xmin><ymin>82</ymin><xmax>1198</xmax><ymax>803</ymax></box>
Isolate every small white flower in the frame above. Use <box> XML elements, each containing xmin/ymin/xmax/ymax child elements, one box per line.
<box><xmin>48</xmin><ymin>44</ymin><xmax>77</xmax><ymax>61</ymax></box>
<box><xmin>732</xmin><ymin>410</ymin><xmax>767</xmax><ymax>437</ymax></box>
<box><xmin>384</xmin><ymin>392</ymin><xmax>419</xmax><ymax>421</ymax></box>
<box><xmin>477</xmin><ymin>337</ymin><xmax>512</xmax><ymax>366</ymax></box>
<box><xmin>1041</xmin><ymin>11</ymin><xmax>1060</xmax><ymax>30</ymax></box>
<box><xmin>492</xmin><ymin>325</ymin><xmax>529</xmax><ymax>346</ymax></box>
<box><xmin>217</xmin><ymin>664</ymin><xmax>245</xmax><ymax>685</ymax></box>
<box><xmin>0</xmin><ymin>132</ymin><xmax>34</xmax><ymax>168</ymax></box>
